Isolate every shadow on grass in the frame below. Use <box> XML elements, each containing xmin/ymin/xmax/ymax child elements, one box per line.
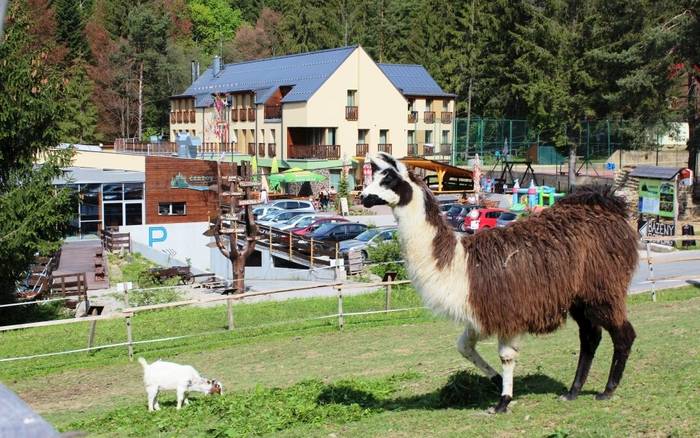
<box><xmin>318</xmin><ymin>370</ymin><xmax>567</xmax><ymax>411</ymax></box>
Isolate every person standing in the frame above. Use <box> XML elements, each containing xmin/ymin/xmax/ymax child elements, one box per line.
<box><xmin>319</xmin><ymin>187</ymin><xmax>328</xmax><ymax>211</ymax></box>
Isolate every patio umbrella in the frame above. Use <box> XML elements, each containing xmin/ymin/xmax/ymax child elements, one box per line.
<box><xmin>269</xmin><ymin>169</ymin><xmax>326</xmax><ymax>185</ymax></box>
<box><xmin>271</xmin><ymin>157</ymin><xmax>279</xmax><ymax>175</ymax></box>
<box><xmin>250</xmin><ymin>155</ymin><xmax>258</xmax><ymax>181</ymax></box>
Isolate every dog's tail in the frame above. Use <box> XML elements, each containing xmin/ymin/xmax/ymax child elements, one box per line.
<box><xmin>137</xmin><ymin>357</ymin><xmax>148</xmax><ymax>369</ymax></box>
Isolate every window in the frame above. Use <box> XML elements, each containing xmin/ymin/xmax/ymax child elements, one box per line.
<box><xmin>125</xmin><ymin>203</ymin><xmax>143</xmax><ymax>225</ymax></box>
<box><xmin>347</xmin><ymin>90</ymin><xmax>357</xmax><ymax>106</ymax></box>
<box><xmin>270</xmin><ymin>129</ymin><xmax>276</xmax><ymax>142</ymax></box>
<box><xmin>408</xmin><ymin>99</ymin><xmax>415</xmax><ymax>111</ymax></box>
<box><xmin>104</xmin><ymin>203</ymin><xmax>123</xmax><ymax>227</ymax></box>
<box><xmin>442</xmin><ymin>100</ymin><xmax>449</xmax><ymax>111</ymax></box>
<box><xmin>442</xmin><ymin>130</ymin><xmax>450</xmax><ymax>144</ymax></box>
<box><xmin>358</xmin><ymin>129</ymin><xmax>368</xmax><ymax>143</ymax></box>
<box><xmin>326</xmin><ymin>128</ymin><xmax>336</xmax><ymax>145</ymax></box>
<box><xmin>408</xmin><ymin>130</ymin><xmax>416</xmax><ymax>143</ymax></box>
<box><xmin>425</xmin><ymin>130</ymin><xmax>433</xmax><ymax>144</ymax></box>
<box><xmin>124</xmin><ymin>183</ymin><xmax>143</xmax><ymax>200</ymax></box>
<box><xmin>103</xmin><ymin>184</ymin><xmax>123</xmax><ymax>201</ymax></box>
<box><xmin>379</xmin><ymin>129</ymin><xmax>388</xmax><ymax>144</ymax></box>
<box><xmin>159</xmin><ymin>202</ymin><xmax>186</xmax><ymax>216</ymax></box>
<box><xmin>426</xmin><ymin>99</ymin><xmax>433</xmax><ymax>110</ymax></box>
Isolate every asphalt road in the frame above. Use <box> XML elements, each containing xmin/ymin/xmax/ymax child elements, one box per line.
<box><xmin>630</xmin><ymin>249</ymin><xmax>700</xmax><ymax>293</ymax></box>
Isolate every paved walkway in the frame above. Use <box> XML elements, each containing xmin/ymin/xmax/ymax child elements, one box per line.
<box><xmin>54</xmin><ymin>240</ymin><xmax>108</xmax><ymax>290</ymax></box>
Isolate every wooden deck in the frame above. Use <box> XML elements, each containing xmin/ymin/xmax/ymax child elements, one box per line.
<box><xmin>54</xmin><ymin>240</ymin><xmax>109</xmax><ymax>290</ymax></box>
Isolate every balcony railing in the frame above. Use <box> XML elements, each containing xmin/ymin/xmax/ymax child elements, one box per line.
<box><xmin>378</xmin><ymin>143</ymin><xmax>392</xmax><ymax>154</ymax></box>
<box><xmin>258</xmin><ymin>142</ymin><xmax>265</xmax><ymax>157</ymax></box>
<box><xmin>268</xmin><ymin>143</ymin><xmax>276</xmax><ymax>157</ymax></box>
<box><xmin>170</xmin><ymin>112</ymin><xmax>176</xmax><ymax>123</ymax></box>
<box><xmin>424</xmin><ymin>111</ymin><xmax>435</xmax><ymax>123</ymax></box>
<box><xmin>408</xmin><ymin>143</ymin><xmax>418</xmax><ymax>156</ymax></box>
<box><xmin>408</xmin><ymin>111</ymin><xmax>418</xmax><ymax>123</ymax></box>
<box><xmin>356</xmin><ymin>143</ymin><xmax>369</xmax><ymax>157</ymax></box>
<box><xmin>248</xmin><ymin>108</ymin><xmax>256</xmax><ymax>121</ymax></box>
<box><xmin>265</xmin><ymin>104</ymin><xmax>282</xmax><ymax>120</ymax></box>
<box><xmin>424</xmin><ymin>144</ymin><xmax>435</xmax><ymax>155</ymax></box>
<box><xmin>247</xmin><ymin>142</ymin><xmax>255</xmax><ymax>155</ymax></box>
<box><xmin>239</xmin><ymin>108</ymin><xmax>248</xmax><ymax>122</ymax></box>
<box><xmin>231</xmin><ymin>108</ymin><xmax>238</xmax><ymax>122</ymax></box>
<box><xmin>288</xmin><ymin>144</ymin><xmax>340</xmax><ymax>160</ymax></box>
<box><xmin>440</xmin><ymin>144</ymin><xmax>452</xmax><ymax>155</ymax></box>
<box><xmin>441</xmin><ymin>112</ymin><xmax>453</xmax><ymax>124</ymax></box>
<box><xmin>345</xmin><ymin>106</ymin><xmax>358</xmax><ymax>121</ymax></box>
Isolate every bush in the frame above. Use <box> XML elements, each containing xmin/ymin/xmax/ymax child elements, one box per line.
<box><xmin>367</xmin><ymin>235</ymin><xmax>407</xmax><ymax>280</ymax></box>
<box><xmin>113</xmin><ymin>287</ymin><xmax>184</xmax><ymax>307</ymax></box>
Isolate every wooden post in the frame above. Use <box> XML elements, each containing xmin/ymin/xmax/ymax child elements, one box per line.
<box><xmin>337</xmin><ymin>286</ymin><xmax>344</xmax><ymax>330</ymax></box>
<box><xmin>385</xmin><ymin>282</ymin><xmax>392</xmax><ymax>312</ymax></box>
<box><xmin>125</xmin><ymin>315</ymin><xmax>134</xmax><ymax>360</ymax></box>
<box><xmin>310</xmin><ymin>238</ymin><xmax>314</xmax><ymax>268</ymax></box>
<box><xmin>87</xmin><ymin>312</ymin><xmax>97</xmax><ymax>352</ymax></box>
<box><xmin>227</xmin><ymin>297</ymin><xmax>234</xmax><ymax>330</ymax></box>
<box><xmin>645</xmin><ymin>242</ymin><xmax>656</xmax><ymax>302</ymax></box>
<box><xmin>335</xmin><ymin>242</ymin><xmax>339</xmax><ymax>265</ymax></box>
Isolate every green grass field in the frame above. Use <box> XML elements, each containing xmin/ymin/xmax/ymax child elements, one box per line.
<box><xmin>2</xmin><ymin>285</ymin><xmax>699</xmax><ymax>437</ymax></box>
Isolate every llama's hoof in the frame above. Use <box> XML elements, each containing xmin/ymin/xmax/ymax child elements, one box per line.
<box><xmin>490</xmin><ymin>375</ymin><xmax>503</xmax><ymax>388</ymax></box>
<box><xmin>595</xmin><ymin>392</ymin><xmax>612</xmax><ymax>401</ymax></box>
<box><xmin>559</xmin><ymin>391</ymin><xmax>578</xmax><ymax>401</ymax></box>
<box><xmin>491</xmin><ymin>395</ymin><xmax>512</xmax><ymax>413</ymax></box>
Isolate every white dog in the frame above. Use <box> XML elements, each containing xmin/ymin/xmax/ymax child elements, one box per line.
<box><xmin>138</xmin><ymin>357</ymin><xmax>222</xmax><ymax>411</ymax></box>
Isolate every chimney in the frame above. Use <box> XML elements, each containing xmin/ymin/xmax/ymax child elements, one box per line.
<box><xmin>191</xmin><ymin>60</ymin><xmax>198</xmax><ymax>83</ymax></box>
<box><xmin>212</xmin><ymin>56</ymin><xmax>221</xmax><ymax>77</ymax></box>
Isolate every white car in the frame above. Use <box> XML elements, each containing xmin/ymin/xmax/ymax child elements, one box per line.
<box><xmin>276</xmin><ymin>214</ymin><xmax>317</xmax><ymax>231</ymax></box>
<box><xmin>257</xmin><ymin>210</ymin><xmax>308</xmax><ymax>228</ymax></box>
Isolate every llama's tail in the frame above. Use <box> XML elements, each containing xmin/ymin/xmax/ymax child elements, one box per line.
<box><xmin>137</xmin><ymin>357</ymin><xmax>148</xmax><ymax>369</ymax></box>
<box><xmin>557</xmin><ymin>186</ymin><xmax>629</xmax><ymax>217</ymax></box>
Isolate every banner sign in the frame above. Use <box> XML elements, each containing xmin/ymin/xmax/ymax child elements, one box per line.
<box><xmin>638</xmin><ymin>178</ymin><xmax>675</xmax><ymax>219</ymax></box>
<box><xmin>170</xmin><ymin>173</ymin><xmax>213</xmax><ymax>191</ymax></box>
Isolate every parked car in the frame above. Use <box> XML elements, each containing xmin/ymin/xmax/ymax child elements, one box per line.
<box><xmin>463</xmin><ymin>208</ymin><xmax>509</xmax><ymax>233</ymax></box>
<box><xmin>445</xmin><ymin>204</ymin><xmax>479</xmax><ymax>229</ymax></box>
<box><xmin>292</xmin><ymin>216</ymin><xmax>349</xmax><ymax>237</ymax></box>
<box><xmin>253</xmin><ymin>199</ymin><xmax>315</xmax><ymax>220</ymax></box>
<box><xmin>306</xmin><ymin>222</ymin><xmax>368</xmax><ymax>243</ymax></box>
<box><xmin>339</xmin><ymin>226</ymin><xmax>397</xmax><ymax>260</ymax></box>
<box><xmin>496</xmin><ymin>211</ymin><xmax>524</xmax><ymax>228</ymax></box>
<box><xmin>276</xmin><ymin>214</ymin><xmax>317</xmax><ymax>231</ymax></box>
<box><xmin>440</xmin><ymin>203</ymin><xmax>456</xmax><ymax>216</ymax></box>
<box><xmin>257</xmin><ymin>210</ymin><xmax>308</xmax><ymax>228</ymax></box>
<box><xmin>252</xmin><ymin>205</ymin><xmax>281</xmax><ymax>220</ymax></box>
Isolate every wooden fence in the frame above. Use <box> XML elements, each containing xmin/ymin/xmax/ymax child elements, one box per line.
<box><xmin>103</xmin><ymin>229</ymin><xmax>131</xmax><ymax>252</ymax></box>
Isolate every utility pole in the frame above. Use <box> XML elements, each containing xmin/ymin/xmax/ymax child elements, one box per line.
<box><xmin>464</xmin><ymin>0</ymin><xmax>476</xmax><ymax>163</ymax></box>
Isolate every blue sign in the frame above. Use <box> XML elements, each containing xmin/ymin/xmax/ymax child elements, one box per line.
<box><xmin>606</xmin><ymin>162</ymin><xmax>616</xmax><ymax>171</ymax></box>
<box><xmin>148</xmin><ymin>226</ymin><xmax>167</xmax><ymax>247</ymax></box>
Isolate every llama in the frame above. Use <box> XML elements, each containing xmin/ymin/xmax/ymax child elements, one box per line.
<box><xmin>361</xmin><ymin>152</ymin><xmax>638</xmax><ymax>413</ymax></box>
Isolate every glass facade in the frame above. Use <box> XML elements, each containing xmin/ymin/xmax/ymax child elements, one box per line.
<box><xmin>64</xmin><ymin>182</ymin><xmax>144</xmax><ymax>238</ymax></box>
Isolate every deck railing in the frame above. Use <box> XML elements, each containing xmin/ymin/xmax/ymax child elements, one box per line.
<box><xmin>288</xmin><ymin>144</ymin><xmax>340</xmax><ymax>159</ymax></box>
<box><xmin>378</xmin><ymin>143</ymin><xmax>392</xmax><ymax>154</ymax></box>
<box><xmin>424</xmin><ymin>111</ymin><xmax>435</xmax><ymax>124</ymax></box>
<box><xmin>268</xmin><ymin>143</ymin><xmax>277</xmax><ymax>157</ymax></box>
<box><xmin>345</xmin><ymin>106</ymin><xmax>358</xmax><ymax>121</ymax></box>
<box><xmin>408</xmin><ymin>111</ymin><xmax>418</xmax><ymax>123</ymax></box>
<box><xmin>264</xmin><ymin>104</ymin><xmax>282</xmax><ymax>120</ymax></box>
<box><xmin>356</xmin><ymin>143</ymin><xmax>369</xmax><ymax>157</ymax></box>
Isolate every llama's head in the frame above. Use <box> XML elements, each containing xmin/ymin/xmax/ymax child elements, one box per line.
<box><xmin>361</xmin><ymin>153</ymin><xmax>414</xmax><ymax>208</ymax></box>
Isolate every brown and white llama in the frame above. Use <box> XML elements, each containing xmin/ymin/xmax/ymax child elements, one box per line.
<box><xmin>361</xmin><ymin>153</ymin><xmax>638</xmax><ymax>413</ymax></box>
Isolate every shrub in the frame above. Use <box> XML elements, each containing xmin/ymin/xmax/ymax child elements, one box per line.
<box><xmin>367</xmin><ymin>235</ymin><xmax>406</xmax><ymax>280</ymax></box>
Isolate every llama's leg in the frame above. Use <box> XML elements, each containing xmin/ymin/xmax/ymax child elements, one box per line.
<box><xmin>146</xmin><ymin>386</ymin><xmax>158</xmax><ymax>412</ymax></box>
<box><xmin>176</xmin><ymin>387</ymin><xmax>186</xmax><ymax>410</ymax></box>
<box><xmin>493</xmin><ymin>336</ymin><xmax>520</xmax><ymax>413</ymax></box>
<box><xmin>562</xmin><ymin>305</ymin><xmax>602</xmax><ymax>401</ymax></box>
<box><xmin>597</xmin><ymin>319</ymin><xmax>636</xmax><ymax>400</ymax></box>
<box><xmin>456</xmin><ymin>327</ymin><xmax>500</xmax><ymax>385</ymax></box>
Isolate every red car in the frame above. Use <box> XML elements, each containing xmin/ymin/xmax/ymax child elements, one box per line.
<box><xmin>292</xmin><ymin>216</ymin><xmax>349</xmax><ymax>237</ymax></box>
<box><xmin>462</xmin><ymin>208</ymin><xmax>508</xmax><ymax>233</ymax></box>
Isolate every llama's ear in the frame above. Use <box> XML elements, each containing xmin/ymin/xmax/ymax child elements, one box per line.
<box><xmin>377</xmin><ymin>152</ymin><xmax>407</xmax><ymax>177</ymax></box>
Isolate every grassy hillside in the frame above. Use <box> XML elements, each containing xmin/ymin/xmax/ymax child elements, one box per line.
<box><xmin>3</xmin><ymin>285</ymin><xmax>699</xmax><ymax>437</ymax></box>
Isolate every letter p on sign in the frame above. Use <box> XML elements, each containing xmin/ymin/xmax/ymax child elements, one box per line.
<box><xmin>148</xmin><ymin>226</ymin><xmax>167</xmax><ymax>247</ymax></box>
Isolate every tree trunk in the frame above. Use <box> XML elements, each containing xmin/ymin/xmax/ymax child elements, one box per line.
<box><xmin>568</xmin><ymin>144</ymin><xmax>577</xmax><ymax>191</ymax></box>
<box><xmin>138</xmin><ymin>61</ymin><xmax>143</xmax><ymax>141</ymax></box>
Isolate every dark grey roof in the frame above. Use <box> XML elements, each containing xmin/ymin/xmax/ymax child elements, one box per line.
<box><xmin>179</xmin><ymin>46</ymin><xmax>357</xmax><ymax>107</ymax></box>
<box><xmin>378</xmin><ymin>63</ymin><xmax>455</xmax><ymax>98</ymax></box>
<box><xmin>629</xmin><ymin>165</ymin><xmax>681</xmax><ymax>180</ymax></box>
<box><xmin>54</xmin><ymin>167</ymin><xmax>145</xmax><ymax>185</ymax></box>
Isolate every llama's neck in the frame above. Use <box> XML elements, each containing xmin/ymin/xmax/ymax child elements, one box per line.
<box><xmin>392</xmin><ymin>183</ymin><xmax>474</xmax><ymax>325</ymax></box>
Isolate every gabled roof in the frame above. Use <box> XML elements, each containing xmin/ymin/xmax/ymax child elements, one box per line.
<box><xmin>178</xmin><ymin>46</ymin><xmax>357</xmax><ymax>107</ymax></box>
<box><xmin>378</xmin><ymin>64</ymin><xmax>455</xmax><ymax>98</ymax></box>
<box><xmin>629</xmin><ymin>165</ymin><xmax>681</xmax><ymax>180</ymax></box>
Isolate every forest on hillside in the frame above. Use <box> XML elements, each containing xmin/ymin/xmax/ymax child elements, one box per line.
<box><xmin>3</xmin><ymin>0</ymin><xmax>700</xmax><ymax>162</ymax></box>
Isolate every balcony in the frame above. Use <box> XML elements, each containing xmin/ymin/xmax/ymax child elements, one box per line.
<box><xmin>408</xmin><ymin>111</ymin><xmax>418</xmax><ymax>123</ymax></box>
<box><xmin>231</xmin><ymin>108</ymin><xmax>238</xmax><ymax>122</ymax></box>
<box><xmin>170</xmin><ymin>110</ymin><xmax>195</xmax><ymax>124</ymax></box>
<box><xmin>239</xmin><ymin>108</ymin><xmax>248</xmax><ymax>122</ymax></box>
<box><xmin>356</xmin><ymin>143</ymin><xmax>369</xmax><ymax>157</ymax></box>
<box><xmin>408</xmin><ymin>143</ymin><xmax>418</xmax><ymax>156</ymax></box>
<box><xmin>288</xmin><ymin>144</ymin><xmax>340</xmax><ymax>160</ymax></box>
<box><xmin>248</xmin><ymin>108</ymin><xmax>256</xmax><ymax>122</ymax></box>
<box><xmin>265</xmin><ymin>104</ymin><xmax>282</xmax><ymax>120</ymax></box>
<box><xmin>424</xmin><ymin>111</ymin><xmax>435</xmax><ymax>124</ymax></box>
<box><xmin>258</xmin><ymin>142</ymin><xmax>265</xmax><ymax>157</ymax></box>
<box><xmin>441</xmin><ymin>112</ymin><xmax>453</xmax><ymax>124</ymax></box>
<box><xmin>440</xmin><ymin>144</ymin><xmax>452</xmax><ymax>155</ymax></box>
<box><xmin>345</xmin><ymin>106</ymin><xmax>358</xmax><ymax>121</ymax></box>
<box><xmin>268</xmin><ymin>143</ymin><xmax>276</xmax><ymax>157</ymax></box>
<box><xmin>378</xmin><ymin>143</ymin><xmax>392</xmax><ymax>154</ymax></box>
<box><xmin>424</xmin><ymin>144</ymin><xmax>435</xmax><ymax>155</ymax></box>
<box><xmin>170</xmin><ymin>112</ymin><xmax>176</xmax><ymax>123</ymax></box>
<box><xmin>247</xmin><ymin>142</ymin><xmax>255</xmax><ymax>155</ymax></box>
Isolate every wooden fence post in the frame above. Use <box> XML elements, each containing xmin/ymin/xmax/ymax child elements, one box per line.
<box><xmin>87</xmin><ymin>318</ymin><xmax>97</xmax><ymax>352</ymax></box>
<box><xmin>125</xmin><ymin>314</ymin><xmax>134</xmax><ymax>360</ymax></box>
<box><xmin>385</xmin><ymin>282</ymin><xmax>392</xmax><ymax>312</ymax></box>
<box><xmin>337</xmin><ymin>286</ymin><xmax>344</xmax><ymax>330</ymax></box>
<box><xmin>227</xmin><ymin>297</ymin><xmax>234</xmax><ymax>330</ymax></box>
<box><xmin>645</xmin><ymin>242</ymin><xmax>656</xmax><ymax>302</ymax></box>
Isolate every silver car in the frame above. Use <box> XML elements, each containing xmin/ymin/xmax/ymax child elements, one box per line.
<box><xmin>338</xmin><ymin>226</ymin><xmax>398</xmax><ymax>260</ymax></box>
<box><xmin>276</xmin><ymin>214</ymin><xmax>318</xmax><ymax>231</ymax></box>
<box><xmin>257</xmin><ymin>210</ymin><xmax>308</xmax><ymax>228</ymax></box>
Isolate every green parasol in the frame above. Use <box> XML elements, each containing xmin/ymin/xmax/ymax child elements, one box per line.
<box><xmin>251</xmin><ymin>155</ymin><xmax>258</xmax><ymax>181</ymax></box>
<box><xmin>269</xmin><ymin>169</ymin><xmax>326</xmax><ymax>185</ymax></box>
